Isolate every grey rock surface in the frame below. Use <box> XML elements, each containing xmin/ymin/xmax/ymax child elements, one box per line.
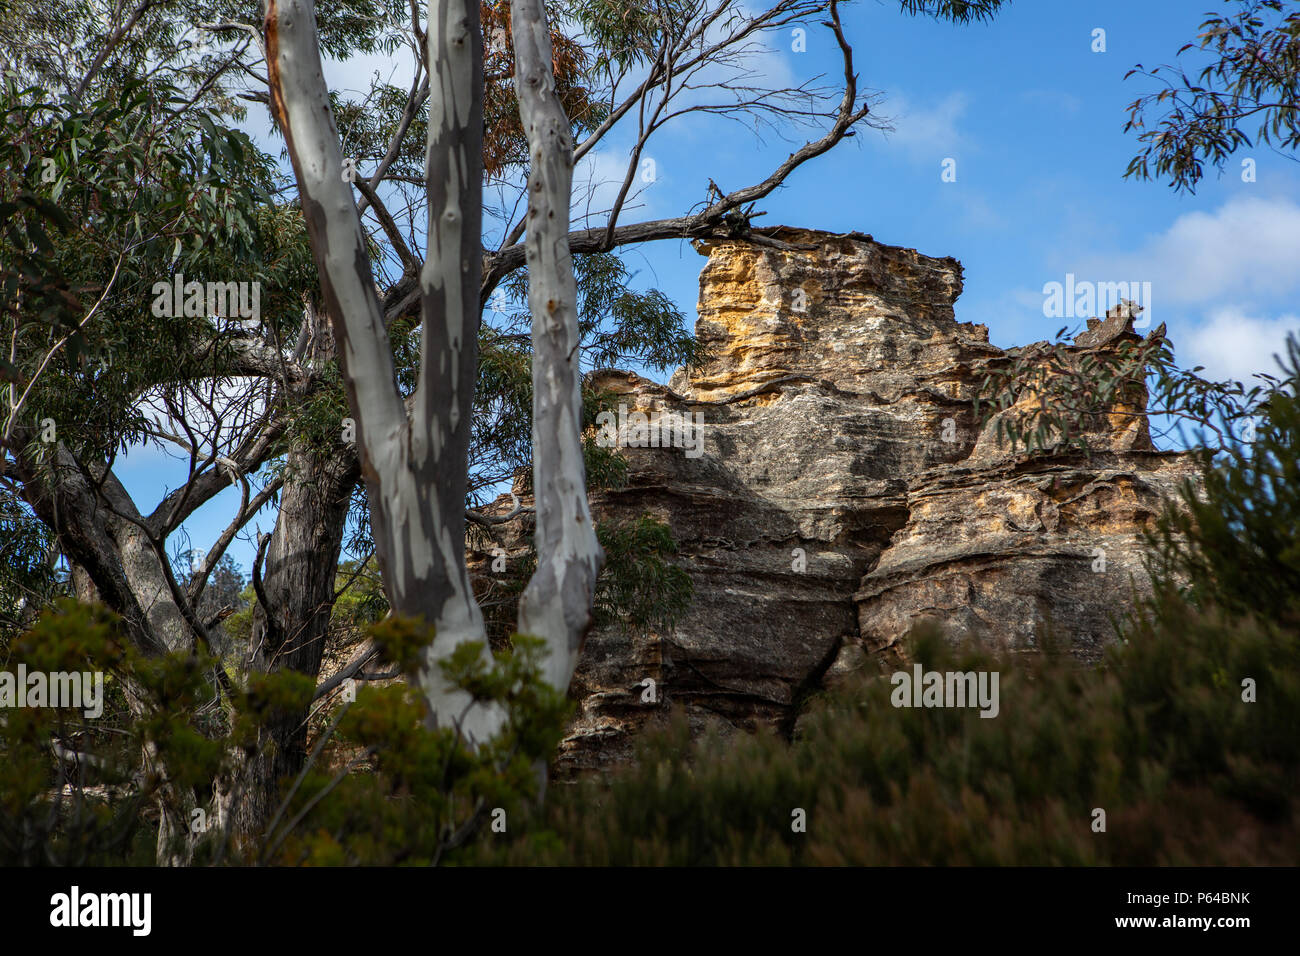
<box><xmin>478</xmin><ymin>227</ymin><xmax>1198</xmax><ymax>775</ymax></box>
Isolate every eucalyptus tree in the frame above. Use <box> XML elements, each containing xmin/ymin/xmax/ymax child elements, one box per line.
<box><xmin>1124</xmin><ymin>0</ymin><xmax>1300</xmax><ymax>193</ymax></box>
<box><xmin>0</xmin><ymin>56</ymin><xmax>340</xmax><ymax>860</ymax></box>
<box><xmin>0</xmin><ymin>0</ymin><xmax>686</xmax><ymax>852</ymax></box>
<box><xmin>0</xmin><ymin>71</ymin><xmax>287</xmax><ymax>657</ymax></box>
<box><xmin>263</xmin><ymin>0</ymin><xmax>1009</xmax><ymax>743</ymax></box>
<box><xmin>0</xmin><ymin>0</ymin><xmax>364</xmax><ymax>859</ymax></box>
<box><xmin>3</xmin><ymin>0</ymin><xmax>1012</xmax><ymax>858</ymax></box>
<box><xmin>0</xmin><ymin>0</ymin><xmax>694</xmax><ymax>855</ymax></box>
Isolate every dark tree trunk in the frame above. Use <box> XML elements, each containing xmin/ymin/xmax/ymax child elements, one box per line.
<box><xmin>232</xmin><ymin>428</ymin><xmax>359</xmax><ymax>841</ymax></box>
<box><xmin>14</xmin><ymin>433</ymin><xmax>178</xmax><ymax>654</ymax></box>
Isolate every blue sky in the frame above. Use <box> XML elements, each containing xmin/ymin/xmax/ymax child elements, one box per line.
<box><xmin>616</xmin><ymin>0</ymin><xmax>1300</xmax><ymax>372</ymax></box>
<box><xmin>118</xmin><ymin>0</ymin><xmax>1300</xmax><ymax>576</ymax></box>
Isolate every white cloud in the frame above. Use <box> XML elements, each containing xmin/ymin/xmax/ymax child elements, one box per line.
<box><xmin>322</xmin><ymin>50</ymin><xmax>416</xmax><ymax>102</ymax></box>
<box><xmin>1178</xmin><ymin>307</ymin><xmax>1300</xmax><ymax>384</ymax></box>
<box><xmin>1019</xmin><ymin>89</ymin><xmax>1082</xmax><ymax>114</ymax></box>
<box><xmin>571</xmin><ymin>148</ymin><xmax>660</xmax><ymax>228</ymax></box>
<box><xmin>1062</xmin><ymin>195</ymin><xmax>1300</xmax><ymax>382</ymax></box>
<box><xmin>1081</xmin><ymin>196</ymin><xmax>1300</xmax><ymax>308</ymax></box>
<box><xmin>873</xmin><ymin>92</ymin><xmax>969</xmax><ymax>158</ymax></box>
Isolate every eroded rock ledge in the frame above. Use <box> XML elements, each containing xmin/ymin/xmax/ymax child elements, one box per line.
<box><xmin>480</xmin><ymin>227</ymin><xmax>1199</xmax><ymax>775</ymax></box>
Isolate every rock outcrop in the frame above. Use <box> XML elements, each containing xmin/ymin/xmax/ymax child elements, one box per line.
<box><xmin>481</xmin><ymin>227</ymin><xmax>1199</xmax><ymax>775</ymax></box>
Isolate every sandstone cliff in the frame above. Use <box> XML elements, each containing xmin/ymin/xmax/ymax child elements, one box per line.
<box><xmin>480</xmin><ymin>227</ymin><xmax>1199</xmax><ymax>775</ymax></box>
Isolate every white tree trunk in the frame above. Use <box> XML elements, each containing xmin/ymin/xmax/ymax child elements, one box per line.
<box><xmin>267</xmin><ymin>0</ymin><xmax>606</xmax><ymax>741</ymax></box>
<box><xmin>265</xmin><ymin>0</ymin><xmax>503</xmax><ymax>744</ymax></box>
<box><xmin>510</xmin><ymin>0</ymin><xmax>605</xmax><ymax>692</ymax></box>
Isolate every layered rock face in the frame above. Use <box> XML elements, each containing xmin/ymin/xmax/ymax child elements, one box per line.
<box><xmin>486</xmin><ymin>227</ymin><xmax>1199</xmax><ymax>775</ymax></box>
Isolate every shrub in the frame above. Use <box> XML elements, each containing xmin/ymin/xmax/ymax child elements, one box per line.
<box><xmin>471</xmin><ymin>342</ymin><xmax>1300</xmax><ymax>866</ymax></box>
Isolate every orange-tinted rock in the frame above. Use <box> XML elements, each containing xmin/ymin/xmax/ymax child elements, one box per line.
<box><xmin>481</xmin><ymin>227</ymin><xmax>1198</xmax><ymax>775</ymax></box>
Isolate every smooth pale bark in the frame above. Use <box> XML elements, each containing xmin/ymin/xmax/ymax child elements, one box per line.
<box><xmin>265</xmin><ymin>0</ymin><xmax>503</xmax><ymax>743</ymax></box>
<box><xmin>403</xmin><ymin>0</ymin><xmax>502</xmax><ymax>741</ymax></box>
<box><xmin>510</xmin><ymin>0</ymin><xmax>604</xmax><ymax>691</ymax></box>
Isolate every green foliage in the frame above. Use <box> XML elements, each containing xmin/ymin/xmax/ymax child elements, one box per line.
<box><xmin>975</xmin><ymin>325</ymin><xmax>1275</xmax><ymax>457</ymax></box>
<box><xmin>472</xmin><ymin>325</ymin><xmax>536</xmax><ymax>499</ymax></box>
<box><xmin>330</xmin><ymin>557</ymin><xmax>389</xmax><ymax>632</ymax></box>
<box><xmin>369</xmin><ymin>615</ymin><xmax>438</xmax><ymax>677</ymax></box>
<box><xmin>593</xmin><ymin>515</ymin><xmax>694</xmax><ymax>635</ymax></box>
<box><xmin>258</xmin><ymin>632</ymin><xmax>572</xmax><ymax>865</ymax></box>
<box><xmin>567</xmin><ymin>0</ymin><xmax>695</xmax><ymax>73</ymax></box>
<box><xmin>0</xmin><ymin>0</ymin><xmax>408</xmax><ymax>105</ymax></box>
<box><xmin>896</xmin><ymin>0</ymin><xmax>1007</xmax><ymax>24</ymax></box>
<box><xmin>497</xmin><ymin>251</ymin><xmax>706</xmax><ymax>377</ymax></box>
<box><xmin>0</xmin><ymin>70</ymin><xmax>295</xmax><ymax>463</ymax></box>
<box><xmin>221</xmin><ymin>582</ymin><xmax>258</xmax><ymax>658</ymax></box>
<box><xmin>283</xmin><ymin>359</ymin><xmax>352</xmax><ymax>454</ymax></box>
<box><xmin>478</xmin><ymin>515</ymin><xmax>693</xmax><ymax>650</ymax></box>
<box><xmin>474</xmin><ymin>251</ymin><xmax>703</xmax><ymax>501</ymax></box>
<box><xmin>572</xmin><ymin>253</ymin><xmax>708</xmax><ymax>375</ymax></box>
<box><xmin>1142</xmin><ymin>335</ymin><xmax>1300</xmax><ymax>633</ymax></box>
<box><xmin>0</xmin><ymin>601</ymin><xmax>577</xmax><ymax>865</ymax></box>
<box><xmin>565</xmin><ymin>0</ymin><xmax>649</xmax><ymax>54</ymax></box>
<box><xmin>581</xmin><ymin>384</ymin><xmax>632</xmax><ymax>492</ymax></box>
<box><xmin>1124</xmin><ymin>0</ymin><xmax>1300</xmax><ymax>192</ymax></box>
<box><xmin>0</xmin><ymin>485</ymin><xmax>63</xmax><ymax>639</ymax></box>
<box><xmin>172</xmin><ymin>554</ymin><xmax>248</xmax><ymax>658</ymax></box>
<box><xmin>975</xmin><ymin>330</ymin><xmax>1157</xmax><ymax>455</ymax></box>
<box><xmin>581</xmin><ymin>431</ymin><xmax>631</xmax><ymax>493</ymax></box>
<box><xmin>475</xmin><ymin>361</ymin><xmax>1300</xmax><ymax>865</ymax></box>
<box><xmin>0</xmin><ymin>601</ymin><xmax>149</xmax><ymax>865</ymax></box>
<box><xmin>477</xmin><ymin>608</ymin><xmax>1297</xmax><ymax>864</ymax></box>
<box><xmin>10</xmin><ymin>362</ymin><xmax>1295</xmax><ymax>866</ymax></box>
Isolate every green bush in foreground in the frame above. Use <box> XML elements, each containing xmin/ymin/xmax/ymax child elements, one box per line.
<box><xmin>470</xmin><ymin>602</ymin><xmax>1295</xmax><ymax>864</ymax></box>
<box><xmin>0</xmin><ymin>607</ymin><xmax>571</xmax><ymax>865</ymax></box>
<box><xmin>468</xmin><ymin>344</ymin><xmax>1300</xmax><ymax>866</ymax></box>
<box><xmin>4</xmin><ymin>346</ymin><xmax>1298</xmax><ymax>865</ymax></box>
